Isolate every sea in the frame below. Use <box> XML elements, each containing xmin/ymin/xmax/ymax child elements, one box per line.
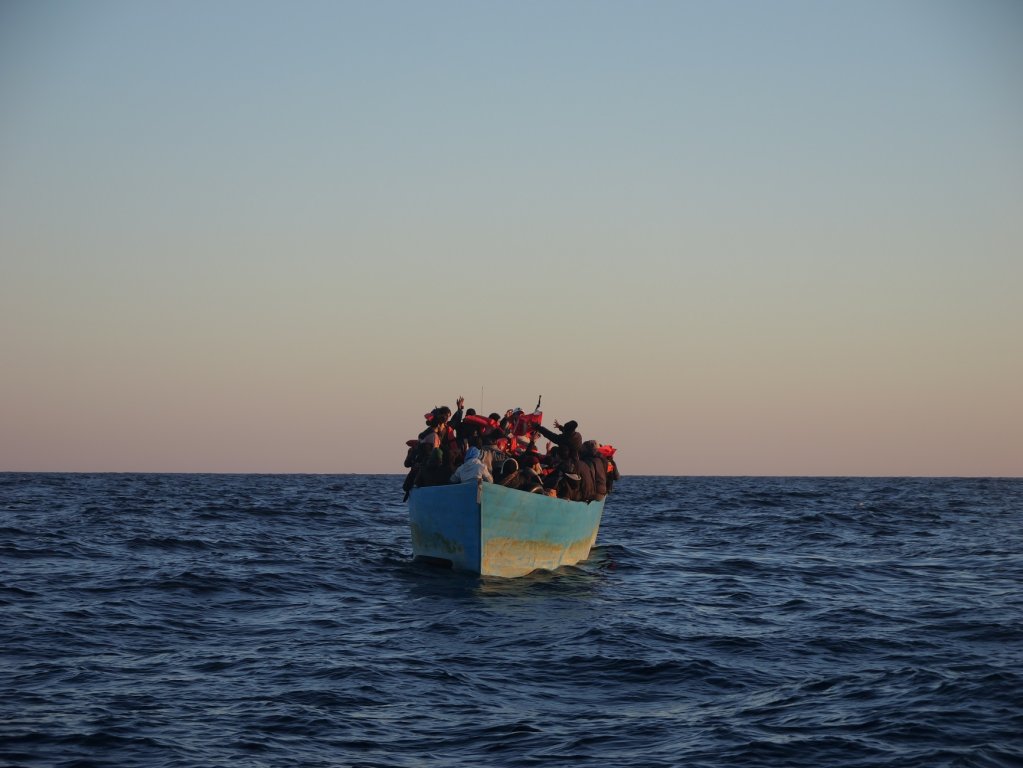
<box><xmin>1</xmin><ymin>473</ymin><xmax>1021</xmax><ymax>768</ymax></box>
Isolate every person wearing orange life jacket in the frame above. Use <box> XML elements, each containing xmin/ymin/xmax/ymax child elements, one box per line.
<box><xmin>606</xmin><ymin>454</ymin><xmax>620</xmax><ymax>493</ymax></box>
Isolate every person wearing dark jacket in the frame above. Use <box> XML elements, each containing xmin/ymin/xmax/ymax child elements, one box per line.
<box><xmin>414</xmin><ymin>416</ymin><xmax>448</xmax><ymax>487</ymax></box>
<box><xmin>581</xmin><ymin>440</ymin><xmax>607</xmax><ymax>500</ymax></box>
<box><xmin>497</xmin><ymin>458</ymin><xmax>521</xmax><ymax>489</ymax></box>
<box><xmin>449</xmin><ymin>396</ymin><xmax>465</xmax><ymax>434</ymax></box>
<box><xmin>535</xmin><ymin>419</ymin><xmax>582</xmax><ymax>467</ymax></box>
<box><xmin>451</xmin><ymin>396</ymin><xmax>483</xmax><ymax>452</ymax></box>
<box><xmin>574</xmin><ymin>455</ymin><xmax>596</xmax><ymax>501</ymax></box>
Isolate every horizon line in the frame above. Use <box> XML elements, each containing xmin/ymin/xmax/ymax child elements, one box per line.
<box><xmin>1</xmin><ymin>471</ymin><xmax>1019</xmax><ymax>480</ymax></box>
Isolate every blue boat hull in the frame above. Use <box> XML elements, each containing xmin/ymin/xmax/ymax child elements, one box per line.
<box><xmin>408</xmin><ymin>482</ymin><xmax>604</xmax><ymax>578</ymax></box>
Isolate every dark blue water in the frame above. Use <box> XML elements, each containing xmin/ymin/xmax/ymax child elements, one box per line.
<box><xmin>2</xmin><ymin>474</ymin><xmax>1021</xmax><ymax>768</ymax></box>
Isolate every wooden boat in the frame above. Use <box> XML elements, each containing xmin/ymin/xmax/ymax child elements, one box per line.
<box><xmin>408</xmin><ymin>480</ymin><xmax>605</xmax><ymax>578</ymax></box>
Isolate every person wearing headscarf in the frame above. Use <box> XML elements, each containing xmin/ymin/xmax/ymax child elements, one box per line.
<box><xmin>450</xmin><ymin>446</ymin><xmax>493</xmax><ymax>484</ymax></box>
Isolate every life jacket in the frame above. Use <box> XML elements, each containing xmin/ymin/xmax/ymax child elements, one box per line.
<box><xmin>494</xmin><ymin>437</ymin><xmax>515</xmax><ymax>453</ymax></box>
<box><xmin>464</xmin><ymin>413</ymin><xmax>501</xmax><ymax>434</ymax></box>
<box><xmin>511</xmin><ymin>409</ymin><xmax>543</xmax><ymax>437</ymax></box>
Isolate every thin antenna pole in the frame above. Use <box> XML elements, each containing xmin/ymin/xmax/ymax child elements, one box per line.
<box><xmin>480</xmin><ymin>386</ymin><xmax>484</xmax><ymax>416</ymax></box>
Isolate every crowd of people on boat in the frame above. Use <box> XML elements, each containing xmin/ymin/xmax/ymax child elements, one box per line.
<box><xmin>402</xmin><ymin>396</ymin><xmax>619</xmax><ymax>503</ymax></box>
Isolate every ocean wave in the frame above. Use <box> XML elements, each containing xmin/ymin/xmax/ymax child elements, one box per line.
<box><xmin>1</xmin><ymin>473</ymin><xmax>1021</xmax><ymax>768</ymax></box>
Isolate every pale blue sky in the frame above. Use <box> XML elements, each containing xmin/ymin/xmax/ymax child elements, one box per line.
<box><xmin>1</xmin><ymin>1</ymin><xmax>1021</xmax><ymax>474</ymax></box>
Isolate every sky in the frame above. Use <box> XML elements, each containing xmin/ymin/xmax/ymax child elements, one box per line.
<box><xmin>1</xmin><ymin>0</ymin><xmax>1021</xmax><ymax>476</ymax></box>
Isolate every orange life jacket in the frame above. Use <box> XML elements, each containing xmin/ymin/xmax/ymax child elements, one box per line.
<box><xmin>464</xmin><ymin>414</ymin><xmax>501</xmax><ymax>433</ymax></box>
<box><xmin>511</xmin><ymin>410</ymin><xmax>543</xmax><ymax>437</ymax></box>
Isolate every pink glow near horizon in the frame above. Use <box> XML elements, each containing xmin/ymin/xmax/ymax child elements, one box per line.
<box><xmin>1</xmin><ymin>2</ymin><xmax>1020</xmax><ymax>475</ymax></box>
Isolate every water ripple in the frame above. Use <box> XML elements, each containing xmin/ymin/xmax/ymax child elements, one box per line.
<box><xmin>1</xmin><ymin>473</ymin><xmax>1021</xmax><ymax>767</ymax></box>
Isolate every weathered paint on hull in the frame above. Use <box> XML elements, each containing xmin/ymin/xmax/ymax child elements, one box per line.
<box><xmin>408</xmin><ymin>482</ymin><xmax>604</xmax><ymax>578</ymax></box>
<box><xmin>408</xmin><ymin>481</ymin><xmax>481</xmax><ymax>572</ymax></box>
